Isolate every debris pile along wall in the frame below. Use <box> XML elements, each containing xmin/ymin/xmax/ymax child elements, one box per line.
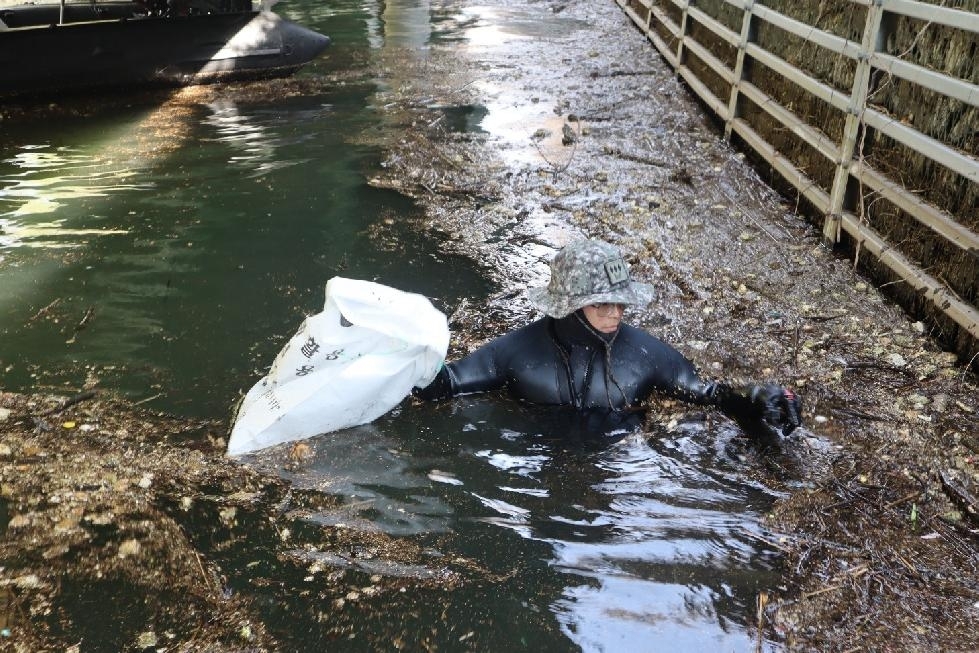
<box><xmin>617</xmin><ymin>0</ymin><xmax>979</xmax><ymax>365</ymax></box>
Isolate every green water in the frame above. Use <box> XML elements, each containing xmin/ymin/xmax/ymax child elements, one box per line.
<box><xmin>0</xmin><ymin>1</ymin><xmax>490</xmax><ymax>417</ymax></box>
<box><xmin>0</xmin><ymin>0</ymin><xmax>786</xmax><ymax>650</ymax></box>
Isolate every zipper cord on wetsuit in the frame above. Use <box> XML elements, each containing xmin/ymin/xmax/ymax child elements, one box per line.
<box><xmin>604</xmin><ymin>340</ymin><xmax>631</xmax><ymax>409</ymax></box>
<box><xmin>572</xmin><ymin>312</ymin><xmax>630</xmax><ymax>410</ymax></box>
<box><xmin>549</xmin><ymin>322</ymin><xmax>581</xmax><ymax>408</ymax></box>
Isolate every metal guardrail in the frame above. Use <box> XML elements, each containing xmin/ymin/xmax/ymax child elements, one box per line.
<box><xmin>617</xmin><ymin>0</ymin><xmax>979</xmax><ymax>342</ymax></box>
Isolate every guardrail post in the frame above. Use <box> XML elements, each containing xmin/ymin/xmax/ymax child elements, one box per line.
<box><xmin>677</xmin><ymin>0</ymin><xmax>693</xmax><ymax>66</ymax></box>
<box><xmin>824</xmin><ymin>0</ymin><xmax>887</xmax><ymax>245</ymax></box>
<box><xmin>725</xmin><ymin>0</ymin><xmax>756</xmax><ymax>138</ymax></box>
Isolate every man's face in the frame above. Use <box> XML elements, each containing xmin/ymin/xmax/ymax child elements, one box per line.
<box><xmin>581</xmin><ymin>303</ymin><xmax>625</xmax><ymax>333</ymax></box>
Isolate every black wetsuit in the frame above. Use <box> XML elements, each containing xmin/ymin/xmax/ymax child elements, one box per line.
<box><xmin>418</xmin><ymin>311</ymin><xmax>759</xmax><ymax>422</ymax></box>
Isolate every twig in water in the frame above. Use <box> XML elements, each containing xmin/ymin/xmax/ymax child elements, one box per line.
<box><xmin>740</xmin><ymin>527</ymin><xmax>792</xmax><ymax>554</ymax></box>
<box><xmin>603</xmin><ymin>146</ymin><xmax>667</xmax><ymax>167</ymax></box>
<box><xmin>338</xmin><ymin>498</ymin><xmax>376</xmax><ymax>513</ymax></box>
<box><xmin>65</xmin><ymin>307</ymin><xmax>96</xmax><ymax>344</ymax></box>
<box><xmin>755</xmin><ymin>591</ymin><xmax>769</xmax><ymax>653</ymax></box>
<box><xmin>747</xmin><ymin>213</ymin><xmax>779</xmax><ymax>243</ymax></box>
<box><xmin>793</xmin><ymin>319</ymin><xmax>801</xmax><ymax>369</ymax></box>
<box><xmin>877</xmin><ymin>277</ymin><xmax>910</xmax><ymax>289</ymax></box>
<box><xmin>194</xmin><ymin>551</ymin><xmax>212</xmax><ymax>590</ymax></box>
<box><xmin>883</xmin><ymin>492</ymin><xmax>920</xmax><ymax>511</ymax></box>
<box><xmin>133</xmin><ymin>393</ymin><xmax>164</xmax><ymax>406</ymax></box>
<box><xmin>802</xmin><ymin>584</ymin><xmax>843</xmax><ymax>599</ymax></box>
<box><xmin>964</xmin><ymin>349</ymin><xmax>979</xmax><ymax>380</ymax></box>
<box><xmin>36</xmin><ymin>389</ymin><xmax>98</xmax><ymax>418</ymax></box>
<box><xmin>806</xmin><ymin>313</ymin><xmax>847</xmax><ymax>323</ymax></box>
<box><xmin>26</xmin><ymin>297</ymin><xmax>61</xmax><ymax>324</ymax></box>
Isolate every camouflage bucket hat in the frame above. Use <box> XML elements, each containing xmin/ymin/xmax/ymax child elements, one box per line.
<box><xmin>527</xmin><ymin>239</ymin><xmax>655</xmax><ymax>318</ymax></box>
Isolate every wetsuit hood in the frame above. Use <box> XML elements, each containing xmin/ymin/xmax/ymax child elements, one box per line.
<box><xmin>552</xmin><ymin>310</ymin><xmax>617</xmax><ymax>348</ymax></box>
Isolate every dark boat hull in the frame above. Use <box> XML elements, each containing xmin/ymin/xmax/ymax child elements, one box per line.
<box><xmin>0</xmin><ymin>10</ymin><xmax>330</xmax><ymax>98</ymax></box>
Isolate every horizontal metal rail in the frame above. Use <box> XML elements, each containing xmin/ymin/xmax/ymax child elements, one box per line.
<box><xmin>745</xmin><ymin>43</ymin><xmax>853</xmax><ymax>113</ymax></box>
<box><xmin>649</xmin><ymin>4</ymin><xmax>680</xmax><ymax>39</ymax></box>
<box><xmin>733</xmin><ymin>115</ymin><xmax>979</xmax><ymax>333</ymax></box>
<box><xmin>620</xmin><ymin>2</ymin><xmax>649</xmax><ymax>35</ymax></box>
<box><xmin>684</xmin><ymin>33</ymin><xmax>736</xmax><ymax>85</ymax></box>
<box><xmin>677</xmin><ymin>57</ymin><xmax>729</xmax><ymax>117</ymax></box>
<box><xmin>837</xmin><ymin>210</ymin><xmax>979</xmax><ymax>337</ymax></box>
<box><xmin>737</xmin><ymin>81</ymin><xmax>841</xmax><ymax>164</ymax></box>
<box><xmin>863</xmin><ymin>107</ymin><xmax>979</xmax><ymax>185</ymax></box>
<box><xmin>885</xmin><ymin>0</ymin><xmax>979</xmax><ymax>32</ymax></box>
<box><xmin>616</xmin><ymin>0</ymin><xmax>979</xmax><ymax>341</ymax></box>
<box><xmin>851</xmin><ymin>161</ymin><xmax>979</xmax><ymax>255</ymax></box>
<box><xmin>639</xmin><ymin>4</ymin><xmax>680</xmax><ymax>68</ymax></box>
<box><xmin>750</xmin><ymin>3</ymin><xmax>863</xmax><ymax>61</ymax></box>
<box><xmin>729</xmin><ymin>116</ymin><xmax>833</xmax><ymax>210</ymax></box>
<box><xmin>687</xmin><ymin>5</ymin><xmax>739</xmax><ymax>48</ymax></box>
<box><xmin>871</xmin><ymin>52</ymin><xmax>979</xmax><ymax>110</ymax></box>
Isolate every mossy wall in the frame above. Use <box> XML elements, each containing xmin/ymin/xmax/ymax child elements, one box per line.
<box><xmin>621</xmin><ymin>0</ymin><xmax>979</xmax><ymax>362</ymax></box>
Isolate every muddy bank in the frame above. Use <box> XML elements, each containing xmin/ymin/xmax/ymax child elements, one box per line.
<box><xmin>0</xmin><ymin>392</ymin><xmax>275</xmax><ymax>651</ymax></box>
<box><xmin>0</xmin><ymin>391</ymin><xmax>502</xmax><ymax>651</ymax></box>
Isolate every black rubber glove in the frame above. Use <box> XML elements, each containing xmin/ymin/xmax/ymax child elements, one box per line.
<box><xmin>746</xmin><ymin>384</ymin><xmax>802</xmax><ymax>438</ymax></box>
<box><xmin>713</xmin><ymin>383</ymin><xmax>802</xmax><ymax>441</ymax></box>
<box><xmin>412</xmin><ymin>365</ymin><xmax>453</xmax><ymax>401</ymax></box>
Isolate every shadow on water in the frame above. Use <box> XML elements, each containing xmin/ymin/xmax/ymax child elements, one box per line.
<box><xmin>50</xmin><ymin>577</ymin><xmax>191</xmax><ymax>652</ymax></box>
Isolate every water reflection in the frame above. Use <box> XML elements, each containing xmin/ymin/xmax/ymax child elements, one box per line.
<box><xmin>380</xmin><ymin>0</ymin><xmax>431</xmax><ymax>50</ymax></box>
<box><xmin>202</xmin><ymin>99</ymin><xmax>322</xmax><ymax>177</ymax></box>
<box><xmin>0</xmin><ymin>144</ymin><xmax>145</xmax><ymax>244</ymax></box>
<box><xmin>0</xmin><ymin>46</ymin><xmax>491</xmax><ymax>416</ymax></box>
<box><xmin>0</xmin><ymin>89</ymin><xmax>210</xmax><ymax>248</ymax></box>
<box><xmin>250</xmin><ymin>395</ymin><xmax>781</xmax><ymax>651</ymax></box>
<box><xmin>267</xmin><ymin>422</ymin><xmax>457</xmax><ymax>536</ymax></box>
<box><xmin>458</xmin><ymin>402</ymin><xmax>779</xmax><ymax>652</ymax></box>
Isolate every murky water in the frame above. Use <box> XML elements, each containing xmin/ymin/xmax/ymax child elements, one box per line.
<box><xmin>1</xmin><ymin>0</ymin><xmax>785</xmax><ymax>650</ymax></box>
<box><xmin>245</xmin><ymin>397</ymin><xmax>786</xmax><ymax>651</ymax></box>
<box><xmin>0</xmin><ymin>1</ymin><xmax>491</xmax><ymax>417</ymax></box>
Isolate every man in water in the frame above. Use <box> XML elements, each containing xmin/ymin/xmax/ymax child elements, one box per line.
<box><xmin>415</xmin><ymin>238</ymin><xmax>801</xmax><ymax>440</ymax></box>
